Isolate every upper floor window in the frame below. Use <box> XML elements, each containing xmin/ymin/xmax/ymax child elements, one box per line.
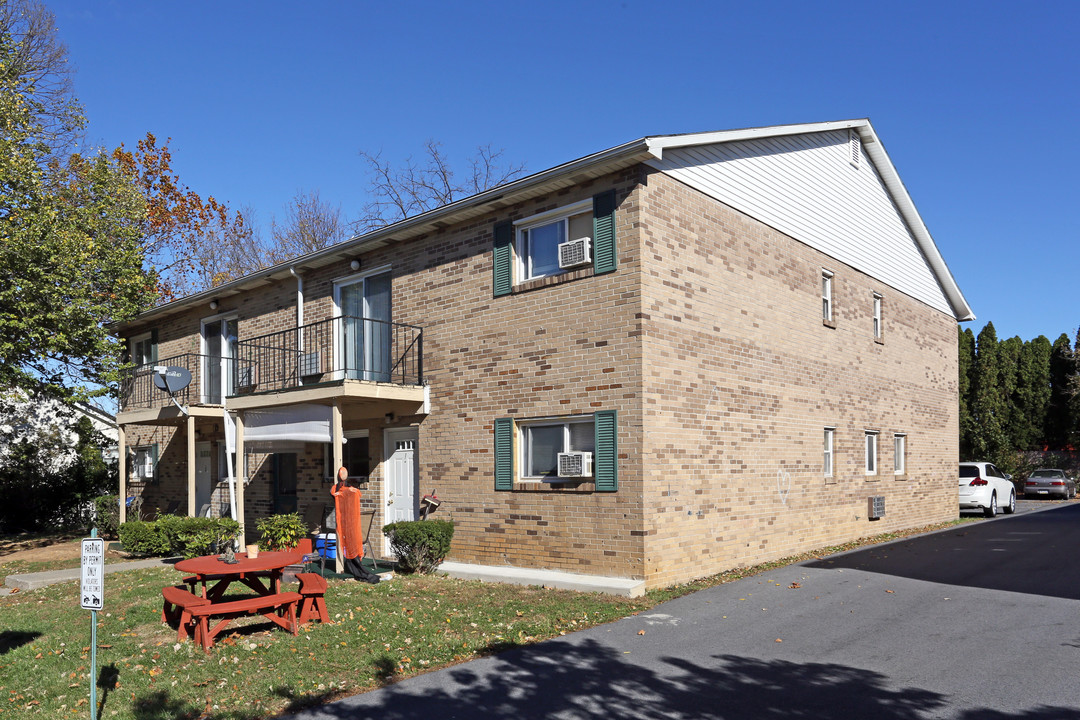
<box><xmin>873</xmin><ymin>293</ymin><xmax>883</xmax><ymax>339</ymax></box>
<box><xmin>130</xmin><ymin>332</ymin><xmax>155</xmax><ymax>367</ymax></box>
<box><xmin>822</xmin><ymin>270</ymin><xmax>834</xmax><ymax>323</ymax></box>
<box><xmin>823</xmin><ymin>427</ymin><xmax>835</xmax><ymax>478</ymax></box>
<box><xmin>515</xmin><ymin>200</ymin><xmax>592</xmax><ymax>282</ymax></box>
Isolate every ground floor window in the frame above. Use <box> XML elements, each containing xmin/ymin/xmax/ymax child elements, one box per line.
<box><xmin>894</xmin><ymin>434</ymin><xmax>906</xmax><ymax>475</ymax></box>
<box><xmin>865</xmin><ymin>431</ymin><xmax>878</xmax><ymax>475</ymax></box>
<box><xmin>823</xmin><ymin>427</ymin><xmax>835</xmax><ymax>477</ymax></box>
<box><xmin>131</xmin><ymin>444</ymin><xmax>158</xmax><ymax>482</ymax></box>
<box><xmin>521</xmin><ymin>417</ymin><xmax>595</xmax><ymax>479</ymax></box>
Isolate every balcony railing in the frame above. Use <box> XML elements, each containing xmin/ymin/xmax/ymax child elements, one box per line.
<box><xmin>119</xmin><ymin>353</ymin><xmax>211</xmax><ymax>412</ymax></box>
<box><xmin>234</xmin><ymin>316</ymin><xmax>423</xmax><ymax>395</ymax></box>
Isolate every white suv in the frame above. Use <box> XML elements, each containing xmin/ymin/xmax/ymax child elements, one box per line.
<box><xmin>959</xmin><ymin>462</ymin><xmax>1016</xmax><ymax>517</ymax></box>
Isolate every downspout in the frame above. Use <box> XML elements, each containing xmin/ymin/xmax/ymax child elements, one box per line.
<box><xmin>290</xmin><ymin>267</ymin><xmax>304</xmax><ymax>368</ymax></box>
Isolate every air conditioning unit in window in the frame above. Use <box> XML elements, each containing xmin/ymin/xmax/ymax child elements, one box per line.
<box><xmin>557</xmin><ymin>451</ymin><xmax>593</xmax><ymax>478</ymax></box>
<box><xmin>558</xmin><ymin>237</ymin><xmax>592</xmax><ymax>269</ymax></box>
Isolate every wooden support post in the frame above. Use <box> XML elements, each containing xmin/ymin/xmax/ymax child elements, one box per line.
<box><xmin>187</xmin><ymin>414</ymin><xmax>196</xmax><ymax>516</ymax></box>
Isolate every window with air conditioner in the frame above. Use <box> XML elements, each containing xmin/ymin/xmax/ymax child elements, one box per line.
<box><xmin>520</xmin><ymin>416</ymin><xmax>595</xmax><ymax>481</ymax></box>
<box><xmin>515</xmin><ymin>200</ymin><xmax>592</xmax><ymax>281</ymax></box>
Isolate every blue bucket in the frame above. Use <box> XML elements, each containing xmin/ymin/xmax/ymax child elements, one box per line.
<box><xmin>315</xmin><ymin>533</ymin><xmax>337</xmax><ymax>560</ymax></box>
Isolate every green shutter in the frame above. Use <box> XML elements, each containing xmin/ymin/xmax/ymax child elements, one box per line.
<box><xmin>149</xmin><ymin>329</ymin><xmax>159</xmax><ymax>362</ymax></box>
<box><xmin>493</xmin><ymin>221</ymin><xmax>513</xmax><ymax>297</ymax></box>
<box><xmin>592</xmin><ymin>190</ymin><xmax>617</xmax><ymax>275</ymax></box>
<box><xmin>494</xmin><ymin>417</ymin><xmax>514</xmax><ymax>490</ymax></box>
<box><xmin>594</xmin><ymin>410</ymin><xmax>618</xmax><ymax>492</ymax></box>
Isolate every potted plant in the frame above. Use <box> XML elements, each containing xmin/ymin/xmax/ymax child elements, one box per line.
<box><xmin>256</xmin><ymin>513</ymin><xmax>308</xmax><ymax>551</ymax></box>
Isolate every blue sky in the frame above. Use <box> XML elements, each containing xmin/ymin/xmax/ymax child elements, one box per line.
<box><xmin>47</xmin><ymin>0</ymin><xmax>1079</xmax><ymax>344</ymax></box>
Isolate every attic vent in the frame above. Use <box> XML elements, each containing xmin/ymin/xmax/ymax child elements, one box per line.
<box><xmin>849</xmin><ymin>129</ymin><xmax>861</xmax><ymax>169</ymax></box>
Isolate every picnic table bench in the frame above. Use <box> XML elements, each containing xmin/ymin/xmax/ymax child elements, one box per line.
<box><xmin>188</xmin><ymin>591</ymin><xmax>302</xmax><ymax>652</ymax></box>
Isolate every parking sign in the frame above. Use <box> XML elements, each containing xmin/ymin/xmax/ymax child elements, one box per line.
<box><xmin>80</xmin><ymin>538</ymin><xmax>105</xmax><ymax>610</ymax></box>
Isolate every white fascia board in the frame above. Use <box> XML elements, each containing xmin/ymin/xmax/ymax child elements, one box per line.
<box><xmin>646</xmin><ymin>119</ymin><xmax>870</xmax><ymax>158</ymax></box>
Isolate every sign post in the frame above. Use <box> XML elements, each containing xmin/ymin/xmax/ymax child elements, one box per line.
<box><xmin>81</xmin><ymin>530</ymin><xmax>104</xmax><ymax>720</ymax></box>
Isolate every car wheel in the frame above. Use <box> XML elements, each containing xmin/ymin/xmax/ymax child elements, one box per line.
<box><xmin>984</xmin><ymin>493</ymin><xmax>998</xmax><ymax>518</ymax></box>
<box><xmin>1003</xmin><ymin>491</ymin><xmax>1016</xmax><ymax>514</ymax></box>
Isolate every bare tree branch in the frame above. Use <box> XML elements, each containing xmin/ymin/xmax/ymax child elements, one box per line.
<box><xmin>355</xmin><ymin>140</ymin><xmax>526</xmax><ymax>233</ymax></box>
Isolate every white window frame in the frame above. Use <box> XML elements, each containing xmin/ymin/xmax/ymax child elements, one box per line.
<box><xmin>332</xmin><ymin>264</ymin><xmax>394</xmax><ymax>382</ymax></box>
<box><xmin>823</xmin><ymin>427</ymin><xmax>835</xmax><ymax>478</ymax></box>
<box><xmin>130</xmin><ymin>331</ymin><xmax>154</xmax><ymax>367</ymax></box>
<box><xmin>514</xmin><ymin>199</ymin><xmax>591</xmax><ymax>282</ymax></box>
<box><xmin>873</xmin><ymin>293</ymin><xmax>883</xmax><ymax>339</ymax></box>
<box><xmin>131</xmin><ymin>444</ymin><xmax>156</xmax><ymax>482</ymax></box>
<box><xmin>518</xmin><ymin>415</ymin><xmax>595</xmax><ymax>481</ymax></box>
<box><xmin>822</xmin><ymin>270</ymin><xmax>834</xmax><ymax>322</ymax></box>
<box><xmin>864</xmin><ymin>431</ymin><xmax>878</xmax><ymax>475</ymax></box>
<box><xmin>894</xmin><ymin>434</ymin><xmax>906</xmax><ymax>475</ymax></box>
<box><xmin>200</xmin><ymin>312</ymin><xmax>239</xmax><ymax>404</ymax></box>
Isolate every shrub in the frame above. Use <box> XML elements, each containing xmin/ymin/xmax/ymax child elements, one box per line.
<box><xmin>118</xmin><ymin>520</ymin><xmax>169</xmax><ymax>556</ymax></box>
<box><xmin>256</xmin><ymin>513</ymin><xmax>308</xmax><ymax>550</ymax></box>
<box><xmin>174</xmin><ymin>517</ymin><xmax>241</xmax><ymax>559</ymax></box>
<box><xmin>382</xmin><ymin>519</ymin><xmax>454</xmax><ymax>574</ymax></box>
<box><xmin>94</xmin><ymin>494</ymin><xmax>120</xmax><ymax>539</ymax></box>
<box><xmin>116</xmin><ymin>515</ymin><xmax>240</xmax><ymax>558</ymax></box>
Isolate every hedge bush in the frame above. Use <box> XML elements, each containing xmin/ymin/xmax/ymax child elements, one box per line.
<box><xmin>117</xmin><ymin>520</ymin><xmax>169</xmax><ymax>556</ymax></box>
<box><xmin>117</xmin><ymin>515</ymin><xmax>240</xmax><ymax>559</ymax></box>
<box><xmin>382</xmin><ymin>519</ymin><xmax>454</xmax><ymax>574</ymax></box>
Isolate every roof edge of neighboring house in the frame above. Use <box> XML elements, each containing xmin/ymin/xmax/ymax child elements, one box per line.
<box><xmin>115</xmin><ymin>119</ymin><xmax>972</xmax><ymax>330</ymax></box>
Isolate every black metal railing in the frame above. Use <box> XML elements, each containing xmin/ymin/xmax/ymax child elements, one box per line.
<box><xmin>119</xmin><ymin>353</ymin><xmax>225</xmax><ymax>411</ymax></box>
<box><xmin>234</xmin><ymin>316</ymin><xmax>423</xmax><ymax>395</ymax></box>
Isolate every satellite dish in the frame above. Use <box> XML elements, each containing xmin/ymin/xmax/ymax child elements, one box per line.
<box><xmin>152</xmin><ymin>365</ymin><xmax>192</xmax><ymax>393</ymax></box>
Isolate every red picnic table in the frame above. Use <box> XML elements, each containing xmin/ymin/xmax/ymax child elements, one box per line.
<box><xmin>169</xmin><ymin>549</ymin><xmax>305</xmax><ymax>651</ymax></box>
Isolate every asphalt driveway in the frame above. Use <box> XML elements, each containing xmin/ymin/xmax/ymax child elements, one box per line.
<box><xmin>287</xmin><ymin>503</ymin><xmax>1080</xmax><ymax>719</ymax></box>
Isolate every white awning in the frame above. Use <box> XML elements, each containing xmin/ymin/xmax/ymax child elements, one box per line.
<box><xmin>243</xmin><ymin>404</ymin><xmax>332</xmax><ymax>447</ymax></box>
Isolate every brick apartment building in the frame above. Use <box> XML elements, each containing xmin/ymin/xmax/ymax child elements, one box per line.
<box><xmin>114</xmin><ymin>119</ymin><xmax>973</xmax><ymax>590</ymax></box>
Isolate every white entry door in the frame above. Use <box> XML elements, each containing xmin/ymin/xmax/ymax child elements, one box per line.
<box><xmin>383</xmin><ymin>428</ymin><xmax>418</xmax><ymax>554</ymax></box>
<box><xmin>195</xmin><ymin>442</ymin><xmax>213</xmax><ymax>513</ymax></box>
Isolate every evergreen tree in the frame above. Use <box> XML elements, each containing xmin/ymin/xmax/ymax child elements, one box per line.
<box><xmin>958</xmin><ymin>327</ymin><xmax>977</xmax><ymax>459</ymax></box>
<box><xmin>1046</xmin><ymin>333</ymin><xmax>1075</xmax><ymax>450</ymax></box>
<box><xmin>971</xmin><ymin>323</ymin><xmax>1007</xmax><ymax>459</ymax></box>
<box><xmin>1014</xmin><ymin>336</ymin><xmax>1052</xmax><ymax>450</ymax></box>
<box><xmin>998</xmin><ymin>336</ymin><xmax>1023</xmax><ymax>448</ymax></box>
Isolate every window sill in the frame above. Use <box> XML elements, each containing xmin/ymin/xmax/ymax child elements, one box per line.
<box><xmin>513</xmin><ymin>266</ymin><xmax>594</xmax><ymax>294</ymax></box>
<box><xmin>864</xmin><ymin>474</ymin><xmax>880</xmax><ymax>482</ymax></box>
<box><xmin>893</xmin><ymin>473</ymin><xmax>908</xmax><ymax>481</ymax></box>
<box><xmin>513</xmin><ymin>479</ymin><xmax>594</xmax><ymax>492</ymax></box>
<box><xmin>874</xmin><ymin>337</ymin><xmax>885</xmax><ymax>346</ymax></box>
<box><xmin>822</xmin><ymin>319</ymin><xmax>837</xmax><ymax>329</ymax></box>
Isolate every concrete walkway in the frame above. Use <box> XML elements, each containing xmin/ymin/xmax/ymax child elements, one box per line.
<box><xmin>3</xmin><ymin>557</ymin><xmax>178</xmax><ymax>593</ymax></box>
<box><xmin>5</xmin><ymin>557</ymin><xmax>645</xmax><ymax>597</ymax></box>
<box><xmin>439</xmin><ymin>561</ymin><xmax>645</xmax><ymax>597</ymax></box>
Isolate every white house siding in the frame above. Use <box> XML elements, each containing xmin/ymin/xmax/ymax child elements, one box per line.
<box><xmin>645</xmin><ymin>130</ymin><xmax>954</xmax><ymax>317</ymax></box>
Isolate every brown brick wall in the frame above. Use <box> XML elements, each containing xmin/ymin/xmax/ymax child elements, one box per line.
<box><xmin>120</xmin><ymin>162</ymin><xmax>960</xmax><ymax>589</ymax></box>
<box><xmin>635</xmin><ymin>170</ymin><xmax>958</xmax><ymax>587</ymax></box>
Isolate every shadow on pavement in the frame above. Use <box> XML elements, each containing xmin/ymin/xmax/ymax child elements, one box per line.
<box><xmin>806</xmin><ymin>504</ymin><xmax>1080</xmax><ymax>601</ymax></box>
<box><xmin>284</xmin><ymin>637</ymin><xmax>1078</xmax><ymax>719</ymax></box>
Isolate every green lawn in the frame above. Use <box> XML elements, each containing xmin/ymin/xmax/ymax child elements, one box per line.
<box><xmin>0</xmin><ymin>519</ymin><xmax>972</xmax><ymax>719</ymax></box>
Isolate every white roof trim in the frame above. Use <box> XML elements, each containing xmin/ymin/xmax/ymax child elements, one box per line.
<box><xmin>120</xmin><ymin>119</ymin><xmax>971</xmax><ymax>326</ymax></box>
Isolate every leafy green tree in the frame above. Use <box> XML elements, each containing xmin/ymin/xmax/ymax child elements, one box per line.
<box><xmin>1046</xmin><ymin>333</ymin><xmax>1075</xmax><ymax>450</ymax></box>
<box><xmin>997</xmin><ymin>336</ymin><xmax>1023</xmax><ymax>449</ymax></box>
<box><xmin>0</xmin><ymin>7</ymin><xmax>153</xmax><ymax>398</ymax></box>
